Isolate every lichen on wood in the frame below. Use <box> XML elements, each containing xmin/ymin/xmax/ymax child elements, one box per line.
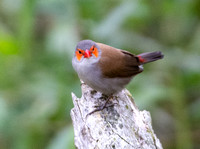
<box><xmin>71</xmin><ymin>82</ymin><xmax>163</xmax><ymax>149</ymax></box>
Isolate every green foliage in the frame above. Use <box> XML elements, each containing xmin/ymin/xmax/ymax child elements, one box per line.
<box><xmin>0</xmin><ymin>0</ymin><xmax>199</xmax><ymax>149</ymax></box>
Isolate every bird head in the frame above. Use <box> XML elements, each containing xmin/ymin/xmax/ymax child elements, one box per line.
<box><xmin>74</xmin><ymin>40</ymin><xmax>100</xmax><ymax>62</ymax></box>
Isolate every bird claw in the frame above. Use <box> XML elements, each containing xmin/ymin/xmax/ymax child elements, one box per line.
<box><xmin>86</xmin><ymin>102</ymin><xmax>118</xmax><ymax>118</ymax></box>
<box><xmin>86</xmin><ymin>95</ymin><xmax>119</xmax><ymax>118</ymax></box>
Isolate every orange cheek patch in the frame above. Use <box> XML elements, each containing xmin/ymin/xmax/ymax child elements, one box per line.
<box><xmin>93</xmin><ymin>46</ymin><xmax>98</xmax><ymax>57</ymax></box>
<box><xmin>90</xmin><ymin>46</ymin><xmax>98</xmax><ymax>58</ymax></box>
<box><xmin>76</xmin><ymin>50</ymin><xmax>83</xmax><ymax>61</ymax></box>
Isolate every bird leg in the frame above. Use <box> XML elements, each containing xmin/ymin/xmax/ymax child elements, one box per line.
<box><xmin>86</xmin><ymin>95</ymin><xmax>118</xmax><ymax>117</ymax></box>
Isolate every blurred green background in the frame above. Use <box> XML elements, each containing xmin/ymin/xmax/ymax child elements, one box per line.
<box><xmin>0</xmin><ymin>0</ymin><xmax>200</xmax><ymax>149</ymax></box>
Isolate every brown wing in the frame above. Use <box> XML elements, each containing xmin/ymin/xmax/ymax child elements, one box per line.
<box><xmin>97</xmin><ymin>43</ymin><xmax>143</xmax><ymax>78</ymax></box>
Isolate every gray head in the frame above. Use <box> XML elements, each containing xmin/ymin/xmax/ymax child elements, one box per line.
<box><xmin>73</xmin><ymin>40</ymin><xmax>101</xmax><ymax>62</ymax></box>
<box><xmin>76</xmin><ymin>40</ymin><xmax>96</xmax><ymax>50</ymax></box>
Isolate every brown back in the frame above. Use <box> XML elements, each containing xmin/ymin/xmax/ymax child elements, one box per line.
<box><xmin>97</xmin><ymin>43</ymin><xmax>143</xmax><ymax>78</ymax></box>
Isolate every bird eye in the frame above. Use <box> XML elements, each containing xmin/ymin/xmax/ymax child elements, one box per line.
<box><xmin>90</xmin><ymin>46</ymin><xmax>94</xmax><ymax>52</ymax></box>
<box><xmin>76</xmin><ymin>49</ymin><xmax>84</xmax><ymax>61</ymax></box>
<box><xmin>90</xmin><ymin>45</ymin><xmax>98</xmax><ymax>58</ymax></box>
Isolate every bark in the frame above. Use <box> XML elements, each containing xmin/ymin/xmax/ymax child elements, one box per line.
<box><xmin>70</xmin><ymin>82</ymin><xmax>163</xmax><ymax>149</ymax></box>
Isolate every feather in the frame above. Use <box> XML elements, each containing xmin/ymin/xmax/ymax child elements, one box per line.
<box><xmin>97</xmin><ymin>43</ymin><xmax>142</xmax><ymax>78</ymax></box>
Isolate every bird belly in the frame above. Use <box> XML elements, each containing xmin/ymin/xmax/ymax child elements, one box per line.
<box><xmin>73</xmin><ymin>58</ymin><xmax>132</xmax><ymax>95</ymax></box>
<box><xmin>78</xmin><ymin>67</ymin><xmax>131</xmax><ymax>95</ymax></box>
<box><xmin>90</xmin><ymin>77</ymin><xmax>132</xmax><ymax>95</ymax></box>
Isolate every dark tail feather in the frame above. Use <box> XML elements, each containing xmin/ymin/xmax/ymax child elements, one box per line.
<box><xmin>137</xmin><ymin>51</ymin><xmax>164</xmax><ymax>64</ymax></box>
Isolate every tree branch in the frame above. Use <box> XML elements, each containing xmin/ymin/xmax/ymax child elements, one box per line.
<box><xmin>71</xmin><ymin>82</ymin><xmax>163</xmax><ymax>149</ymax></box>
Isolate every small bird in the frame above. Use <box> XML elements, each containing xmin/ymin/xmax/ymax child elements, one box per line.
<box><xmin>72</xmin><ymin>40</ymin><xmax>164</xmax><ymax>96</ymax></box>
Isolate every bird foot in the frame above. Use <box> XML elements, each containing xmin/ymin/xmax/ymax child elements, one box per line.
<box><xmin>88</xmin><ymin>103</ymin><xmax>115</xmax><ymax>116</ymax></box>
<box><xmin>86</xmin><ymin>95</ymin><xmax>118</xmax><ymax>117</ymax></box>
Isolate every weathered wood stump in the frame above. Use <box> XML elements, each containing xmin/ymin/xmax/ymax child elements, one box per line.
<box><xmin>71</xmin><ymin>82</ymin><xmax>163</xmax><ymax>149</ymax></box>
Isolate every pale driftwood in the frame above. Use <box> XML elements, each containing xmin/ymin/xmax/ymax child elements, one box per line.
<box><xmin>71</xmin><ymin>82</ymin><xmax>163</xmax><ymax>149</ymax></box>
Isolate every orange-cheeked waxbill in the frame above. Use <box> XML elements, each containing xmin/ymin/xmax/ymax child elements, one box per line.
<box><xmin>72</xmin><ymin>40</ymin><xmax>164</xmax><ymax>95</ymax></box>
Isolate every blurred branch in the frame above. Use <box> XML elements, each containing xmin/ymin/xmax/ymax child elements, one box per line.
<box><xmin>71</xmin><ymin>82</ymin><xmax>163</xmax><ymax>149</ymax></box>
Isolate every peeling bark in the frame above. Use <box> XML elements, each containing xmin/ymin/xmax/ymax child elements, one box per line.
<box><xmin>71</xmin><ymin>82</ymin><xmax>163</xmax><ymax>149</ymax></box>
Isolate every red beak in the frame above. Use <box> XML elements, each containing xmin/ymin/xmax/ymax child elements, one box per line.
<box><xmin>84</xmin><ymin>49</ymin><xmax>91</xmax><ymax>58</ymax></box>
